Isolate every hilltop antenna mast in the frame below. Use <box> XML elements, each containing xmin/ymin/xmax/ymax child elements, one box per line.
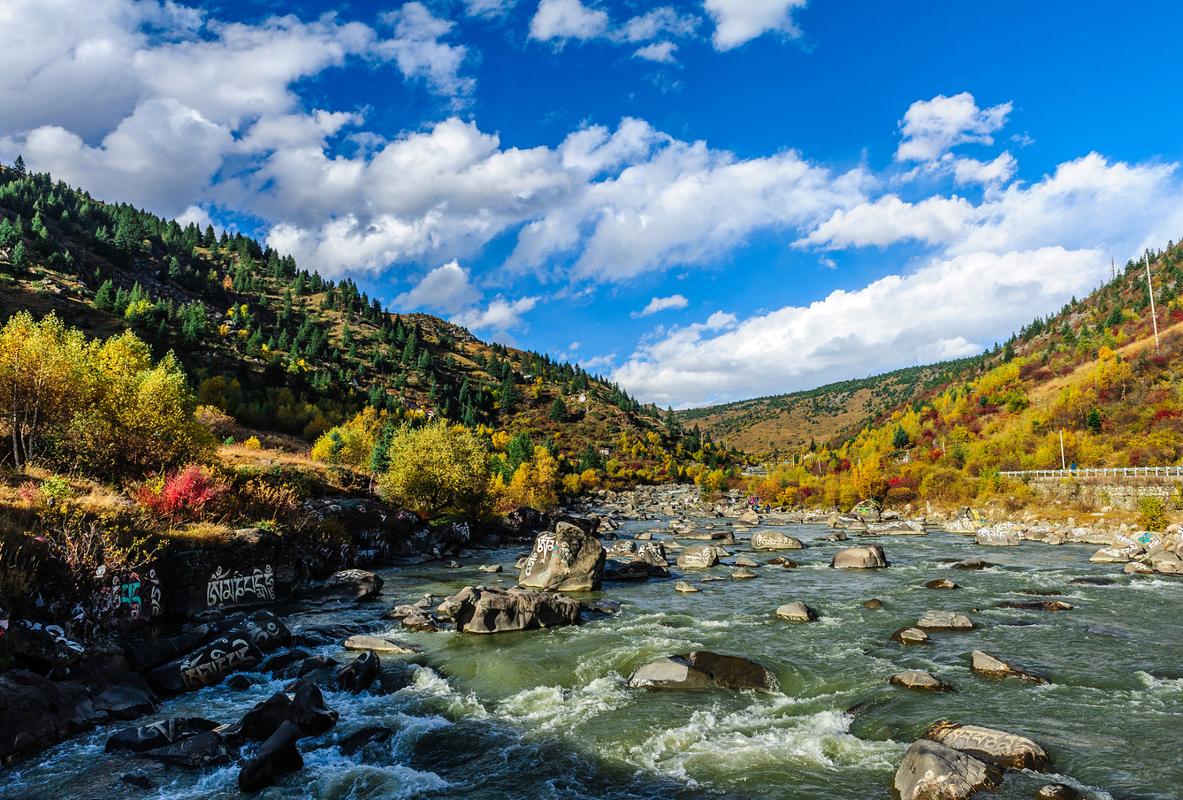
<box><xmin>1145</xmin><ymin>254</ymin><xmax>1160</xmax><ymax>351</ymax></box>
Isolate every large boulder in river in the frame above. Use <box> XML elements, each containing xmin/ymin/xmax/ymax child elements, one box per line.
<box><xmin>976</xmin><ymin>526</ymin><xmax>1021</xmax><ymax>547</ymax></box>
<box><xmin>148</xmin><ymin>611</ymin><xmax>289</xmax><ymax>693</ymax></box>
<box><xmin>517</xmin><ymin>525</ymin><xmax>605</xmax><ymax>592</ymax></box>
<box><xmin>944</xmin><ymin>507</ymin><xmax>987</xmax><ymax>533</ymax></box>
<box><xmin>502</xmin><ymin>506</ymin><xmax>552</xmax><ymax>535</ymax></box>
<box><xmin>890</xmin><ymin>670</ymin><xmax>952</xmax><ymax>693</ymax></box>
<box><xmin>628</xmin><ymin>651</ymin><xmax>778</xmax><ymax>692</ymax></box>
<box><xmin>676</xmin><ymin>544</ymin><xmax>720</xmax><ymax>569</ymax></box>
<box><xmin>775</xmin><ymin>601</ymin><xmax>818</xmax><ymax>622</ymax></box>
<box><xmin>917</xmin><ymin>611</ymin><xmax>974</xmax><ymax>631</ymax></box>
<box><xmin>238</xmin><ymin>720</ymin><xmax>304</xmax><ymax>793</ymax></box>
<box><xmin>893</xmin><ymin>738</ymin><xmax>1000</xmax><ymax>800</ymax></box>
<box><xmin>144</xmin><ymin>730</ymin><xmax>231</xmax><ymax>768</ymax></box>
<box><xmin>320</xmin><ymin>569</ymin><xmax>383</xmax><ymax>602</ymax></box>
<box><xmin>850</xmin><ymin>498</ymin><xmax>882</xmax><ymax>522</ymax></box>
<box><xmin>106</xmin><ymin>717</ymin><xmax>219</xmax><ymax>753</ymax></box>
<box><xmin>970</xmin><ymin>650</ymin><xmax>1045</xmax><ymax>684</ymax></box>
<box><xmin>335</xmin><ymin>651</ymin><xmax>379</xmax><ymax>693</ymax></box>
<box><xmin>830</xmin><ymin>544</ymin><xmax>888</xmax><ymax>569</ymax></box>
<box><xmin>864</xmin><ymin>520</ymin><xmax>926</xmax><ymax>536</ymax></box>
<box><xmin>0</xmin><ymin>670</ymin><xmax>102</xmax><ymax>764</ymax></box>
<box><xmin>148</xmin><ymin>633</ymin><xmax>263</xmax><ymax>693</ymax></box>
<box><xmin>437</xmin><ymin>586</ymin><xmax>582</xmax><ymax>634</ymax></box>
<box><xmin>924</xmin><ymin>721</ymin><xmax>1050</xmax><ymax>771</ymax></box>
<box><xmin>751</xmin><ymin>531</ymin><xmax>805</xmax><ymax>551</ymax></box>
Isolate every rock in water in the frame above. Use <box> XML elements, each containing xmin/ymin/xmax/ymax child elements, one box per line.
<box><xmin>676</xmin><ymin>545</ymin><xmax>720</xmax><ymax>569</ymax></box>
<box><xmin>891</xmin><ymin>627</ymin><xmax>930</xmax><ymax>645</ymax></box>
<box><xmin>238</xmin><ymin>720</ymin><xmax>304</xmax><ymax>793</ymax></box>
<box><xmin>342</xmin><ymin>635</ymin><xmax>419</xmax><ymax>654</ymax></box>
<box><xmin>517</xmin><ymin>525</ymin><xmax>606</xmax><ymax>592</ymax></box>
<box><xmin>952</xmin><ymin>559</ymin><xmax>994</xmax><ymax>570</ymax></box>
<box><xmin>917</xmin><ymin>611</ymin><xmax>974</xmax><ymax>631</ymax></box>
<box><xmin>731</xmin><ymin>568</ymin><xmax>758</xmax><ymax>579</ymax></box>
<box><xmin>925</xmin><ymin>578</ymin><xmax>959</xmax><ymax>590</ymax></box>
<box><xmin>890</xmin><ymin>670</ymin><xmax>952</xmax><ymax>692</ymax></box>
<box><xmin>924</xmin><ymin>721</ymin><xmax>1050</xmax><ymax>771</ymax></box>
<box><xmin>831</xmin><ymin>545</ymin><xmax>888</xmax><ymax>569</ymax></box>
<box><xmin>976</xmin><ymin>526</ymin><xmax>1021</xmax><ymax>547</ymax></box>
<box><xmin>143</xmin><ymin>730</ymin><xmax>230</xmax><ymax>768</ymax></box>
<box><xmin>863</xmin><ymin>598</ymin><xmax>884</xmax><ymax>609</ymax></box>
<box><xmin>436</xmin><ymin>586</ymin><xmax>581</xmax><ymax>634</ymax></box>
<box><xmin>751</xmin><ymin>531</ymin><xmax>805</xmax><ymax>551</ymax></box>
<box><xmin>106</xmin><ymin>717</ymin><xmax>220</xmax><ymax>753</ymax></box>
<box><xmin>864</xmin><ymin>520</ymin><xmax>926</xmax><ymax>536</ymax></box>
<box><xmin>737</xmin><ymin>509</ymin><xmax>760</xmax><ymax>525</ymax></box>
<box><xmin>997</xmin><ymin>600</ymin><xmax>1073</xmax><ymax>612</ymax></box>
<box><xmin>628</xmin><ymin>651</ymin><xmax>778</xmax><ymax>692</ymax></box>
<box><xmin>894</xmin><ymin>738</ymin><xmax>1000</xmax><ymax>800</ymax></box>
<box><xmin>1035</xmin><ymin>784</ymin><xmax>1083</xmax><ymax>800</ymax></box>
<box><xmin>674</xmin><ymin>581</ymin><xmax>699</xmax><ymax>593</ymax></box>
<box><xmin>321</xmin><ymin>569</ymin><xmax>384</xmax><ymax>602</ymax></box>
<box><xmin>970</xmin><ymin>650</ymin><xmax>1046</xmax><ymax>684</ymax></box>
<box><xmin>775</xmin><ymin>602</ymin><xmax>818</xmax><ymax>622</ymax></box>
<box><xmin>335</xmin><ymin>651</ymin><xmax>379</xmax><ymax>693</ymax></box>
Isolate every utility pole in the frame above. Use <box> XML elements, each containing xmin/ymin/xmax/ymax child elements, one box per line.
<box><xmin>1059</xmin><ymin>429</ymin><xmax>1067</xmax><ymax>471</ymax></box>
<box><xmin>1145</xmin><ymin>254</ymin><xmax>1160</xmax><ymax>351</ymax></box>
<box><xmin>1111</xmin><ymin>257</ymin><xmax>1115</xmax><ymax>282</ymax></box>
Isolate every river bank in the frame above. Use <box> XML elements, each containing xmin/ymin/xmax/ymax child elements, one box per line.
<box><xmin>2</xmin><ymin>483</ymin><xmax>1181</xmax><ymax>799</ymax></box>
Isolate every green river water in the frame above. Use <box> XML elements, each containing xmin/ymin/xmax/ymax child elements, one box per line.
<box><xmin>3</xmin><ymin>517</ymin><xmax>1181</xmax><ymax>800</ymax></box>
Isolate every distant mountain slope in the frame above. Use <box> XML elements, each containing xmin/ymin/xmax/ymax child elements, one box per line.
<box><xmin>678</xmin><ymin>360</ymin><xmax>981</xmax><ymax>453</ymax></box>
<box><xmin>682</xmin><ymin>243</ymin><xmax>1183</xmax><ymax>464</ymax></box>
<box><xmin>0</xmin><ymin>163</ymin><xmax>698</xmax><ymax>470</ymax></box>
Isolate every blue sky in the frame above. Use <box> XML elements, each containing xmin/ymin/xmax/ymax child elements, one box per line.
<box><xmin>4</xmin><ymin>0</ymin><xmax>1183</xmax><ymax>406</ymax></box>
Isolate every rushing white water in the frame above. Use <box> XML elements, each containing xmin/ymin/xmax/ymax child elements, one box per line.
<box><xmin>3</xmin><ymin>517</ymin><xmax>1182</xmax><ymax>799</ymax></box>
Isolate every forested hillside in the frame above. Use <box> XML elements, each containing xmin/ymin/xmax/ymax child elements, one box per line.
<box><xmin>743</xmin><ymin>241</ymin><xmax>1183</xmax><ymax>516</ymax></box>
<box><xmin>0</xmin><ymin>161</ymin><xmax>737</xmax><ymax>485</ymax></box>
<box><xmin>678</xmin><ymin>359</ymin><xmax>980</xmax><ymax>454</ymax></box>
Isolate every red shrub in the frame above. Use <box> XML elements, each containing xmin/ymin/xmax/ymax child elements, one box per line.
<box><xmin>137</xmin><ymin>465</ymin><xmax>228</xmax><ymax>520</ymax></box>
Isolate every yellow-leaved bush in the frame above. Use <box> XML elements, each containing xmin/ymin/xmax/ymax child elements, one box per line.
<box><xmin>0</xmin><ymin>312</ymin><xmax>214</xmax><ymax>477</ymax></box>
<box><xmin>310</xmin><ymin>406</ymin><xmax>385</xmax><ymax>469</ymax></box>
<box><xmin>375</xmin><ymin>422</ymin><xmax>490</xmax><ymax>519</ymax></box>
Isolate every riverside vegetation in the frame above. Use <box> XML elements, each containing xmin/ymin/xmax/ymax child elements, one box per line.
<box><xmin>0</xmin><ymin>159</ymin><xmax>1180</xmax><ymax>800</ymax></box>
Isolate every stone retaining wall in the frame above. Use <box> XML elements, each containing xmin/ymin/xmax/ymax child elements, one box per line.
<box><xmin>1020</xmin><ymin>475</ymin><xmax>1183</xmax><ymax>510</ymax></box>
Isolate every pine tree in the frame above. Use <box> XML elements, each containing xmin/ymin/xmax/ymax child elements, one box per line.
<box><xmin>94</xmin><ymin>279</ymin><xmax>115</xmax><ymax>310</ymax></box>
<box><xmin>549</xmin><ymin>395</ymin><xmax>568</xmax><ymax>422</ymax></box>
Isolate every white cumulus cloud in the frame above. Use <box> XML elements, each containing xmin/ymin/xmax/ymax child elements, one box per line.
<box><xmin>529</xmin><ymin>0</ymin><xmax>610</xmax><ymax>42</ymax></box>
<box><xmin>704</xmin><ymin>0</ymin><xmax>808</xmax><ymax>51</ymax></box>
<box><xmin>393</xmin><ymin>260</ymin><xmax>481</xmax><ymax>313</ymax></box>
<box><xmin>896</xmin><ymin>92</ymin><xmax>1012</xmax><ymax>162</ymax></box>
<box><xmin>635</xmin><ymin>294</ymin><xmax>689</xmax><ymax>317</ymax></box>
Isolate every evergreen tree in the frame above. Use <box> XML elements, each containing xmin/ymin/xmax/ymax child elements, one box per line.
<box><xmin>548</xmin><ymin>395</ymin><xmax>568</xmax><ymax>422</ymax></box>
<box><xmin>94</xmin><ymin>279</ymin><xmax>115</xmax><ymax>310</ymax></box>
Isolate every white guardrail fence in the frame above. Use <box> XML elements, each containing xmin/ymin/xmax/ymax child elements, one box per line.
<box><xmin>998</xmin><ymin>466</ymin><xmax>1183</xmax><ymax>478</ymax></box>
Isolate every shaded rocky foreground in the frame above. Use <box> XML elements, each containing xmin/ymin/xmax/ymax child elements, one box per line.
<box><xmin>2</xmin><ymin>487</ymin><xmax>1181</xmax><ymax>798</ymax></box>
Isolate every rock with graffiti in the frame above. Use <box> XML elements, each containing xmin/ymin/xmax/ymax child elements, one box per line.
<box><xmin>148</xmin><ymin>611</ymin><xmax>289</xmax><ymax>694</ymax></box>
<box><xmin>159</xmin><ymin>528</ymin><xmax>296</xmax><ymax>618</ymax></box>
<box><xmin>518</xmin><ymin>523</ymin><xmax>606</xmax><ymax>592</ymax></box>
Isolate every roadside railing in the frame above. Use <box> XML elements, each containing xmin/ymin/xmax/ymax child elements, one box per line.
<box><xmin>999</xmin><ymin>466</ymin><xmax>1183</xmax><ymax>478</ymax></box>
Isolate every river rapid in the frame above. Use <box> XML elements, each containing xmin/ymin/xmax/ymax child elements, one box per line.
<box><xmin>3</xmin><ymin>514</ymin><xmax>1182</xmax><ymax>800</ymax></box>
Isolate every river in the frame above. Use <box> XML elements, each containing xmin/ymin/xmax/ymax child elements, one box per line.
<box><xmin>3</xmin><ymin>514</ymin><xmax>1181</xmax><ymax>800</ymax></box>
